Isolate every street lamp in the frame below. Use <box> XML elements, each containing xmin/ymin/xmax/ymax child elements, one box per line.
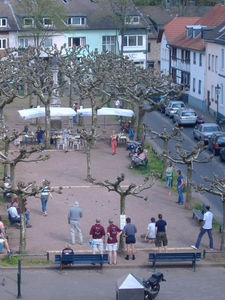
<box><xmin>215</xmin><ymin>84</ymin><xmax>221</xmax><ymax>122</ymax></box>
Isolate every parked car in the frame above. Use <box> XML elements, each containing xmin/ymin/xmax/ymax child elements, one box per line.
<box><xmin>220</xmin><ymin>148</ymin><xmax>225</xmax><ymax>162</ymax></box>
<box><xmin>196</xmin><ymin>115</ymin><xmax>205</xmax><ymax>124</ymax></box>
<box><xmin>165</xmin><ymin>101</ymin><xmax>186</xmax><ymax>118</ymax></box>
<box><xmin>208</xmin><ymin>132</ymin><xmax>225</xmax><ymax>155</ymax></box>
<box><xmin>193</xmin><ymin>123</ymin><xmax>222</xmax><ymax>144</ymax></box>
<box><xmin>173</xmin><ymin>108</ymin><xmax>197</xmax><ymax>126</ymax></box>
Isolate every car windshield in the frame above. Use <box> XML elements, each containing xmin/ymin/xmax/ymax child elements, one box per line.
<box><xmin>182</xmin><ymin>112</ymin><xmax>196</xmax><ymax>116</ymax></box>
<box><xmin>173</xmin><ymin>103</ymin><xmax>185</xmax><ymax>108</ymax></box>
<box><xmin>217</xmin><ymin>136</ymin><xmax>225</xmax><ymax>142</ymax></box>
<box><xmin>204</xmin><ymin>126</ymin><xmax>220</xmax><ymax>132</ymax></box>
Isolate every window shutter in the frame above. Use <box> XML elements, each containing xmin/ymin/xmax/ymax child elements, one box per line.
<box><xmin>68</xmin><ymin>38</ymin><xmax>71</xmax><ymax>47</ymax></box>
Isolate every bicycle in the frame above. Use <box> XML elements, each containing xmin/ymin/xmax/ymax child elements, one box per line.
<box><xmin>115</xmin><ymin>119</ymin><xmax>130</xmax><ymax>133</ymax></box>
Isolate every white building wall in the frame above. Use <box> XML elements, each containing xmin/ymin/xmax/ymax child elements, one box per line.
<box><xmin>160</xmin><ymin>32</ymin><xmax>170</xmax><ymax>75</ymax></box>
<box><xmin>218</xmin><ymin>44</ymin><xmax>225</xmax><ymax>119</ymax></box>
<box><xmin>189</xmin><ymin>50</ymin><xmax>206</xmax><ymax>110</ymax></box>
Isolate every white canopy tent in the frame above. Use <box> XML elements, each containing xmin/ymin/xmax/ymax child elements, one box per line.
<box><xmin>77</xmin><ymin>107</ymin><xmax>134</xmax><ymax>117</ymax></box>
<box><xmin>18</xmin><ymin>107</ymin><xmax>76</xmax><ymax>120</ymax></box>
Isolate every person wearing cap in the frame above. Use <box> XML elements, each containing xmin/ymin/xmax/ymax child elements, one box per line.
<box><xmin>68</xmin><ymin>201</ymin><xmax>83</xmax><ymax>245</ymax></box>
<box><xmin>106</xmin><ymin>218</ymin><xmax>122</xmax><ymax>265</ymax></box>
<box><xmin>89</xmin><ymin>218</ymin><xmax>105</xmax><ymax>254</ymax></box>
<box><xmin>145</xmin><ymin>217</ymin><xmax>156</xmax><ymax>244</ymax></box>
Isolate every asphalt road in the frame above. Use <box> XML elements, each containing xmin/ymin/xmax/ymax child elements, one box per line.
<box><xmin>144</xmin><ymin>109</ymin><xmax>223</xmax><ymax>222</ymax></box>
<box><xmin>0</xmin><ymin>266</ymin><xmax>225</xmax><ymax>300</ymax></box>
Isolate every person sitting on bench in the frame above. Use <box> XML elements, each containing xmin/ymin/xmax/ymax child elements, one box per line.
<box><xmin>0</xmin><ymin>227</ymin><xmax>12</xmax><ymax>254</ymax></box>
<box><xmin>7</xmin><ymin>203</ymin><xmax>32</xmax><ymax>228</ymax></box>
<box><xmin>62</xmin><ymin>244</ymin><xmax>74</xmax><ymax>255</ymax></box>
<box><xmin>129</xmin><ymin>149</ymin><xmax>148</xmax><ymax>169</ymax></box>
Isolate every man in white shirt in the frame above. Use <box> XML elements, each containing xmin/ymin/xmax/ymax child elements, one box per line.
<box><xmin>191</xmin><ymin>205</ymin><xmax>213</xmax><ymax>250</ymax></box>
<box><xmin>145</xmin><ymin>217</ymin><xmax>156</xmax><ymax>243</ymax></box>
<box><xmin>8</xmin><ymin>203</ymin><xmax>31</xmax><ymax>227</ymax></box>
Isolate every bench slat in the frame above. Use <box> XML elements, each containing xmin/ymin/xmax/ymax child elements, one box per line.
<box><xmin>148</xmin><ymin>252</ymin><xmax>201</xmax><ymax>272</ymax></box>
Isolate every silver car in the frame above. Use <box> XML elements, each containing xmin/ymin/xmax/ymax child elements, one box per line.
<box><xmin>165</xmin><ymin>101</ymin><xmax>186</xmax><ymax>118</ymax></box>
<box><xmin>173</xmin><ymin>108</ymin><xmax>197</xmax><ymax>125</ymax></box>
<box><xmin>193</xmin><ymin>123</ymin><xmax>222</xmax><ymax>144</ymax></box>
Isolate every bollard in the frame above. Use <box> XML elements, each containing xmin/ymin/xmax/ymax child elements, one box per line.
<box><xmin>17</xmin><ymin>259</ymin><xmax>22</xmax><ymax>299</ymax></box>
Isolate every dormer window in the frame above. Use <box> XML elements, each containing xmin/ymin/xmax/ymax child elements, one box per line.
<box><xmin>0</xmin><ymin>18</ymin><xmax>7</xmax><ymax>27</ymax></box>
<box><xmin>68</xmin><ymin>17</ymin><xmax>86</xmax><ymax>26</ymax></box>
<box><xmin>125</xmin><ymin>16</ymin><xmax>140</xmax><ymax>24</ymax></box>
<box><xmin>43</xmin><ymin>18</ymin><xmax>53</xmax><ymax>27</ymax></box>
<box><xmin>24</xmin><ymin>18</ymin><xmax>34</xmax><ymax>27</ymax></box>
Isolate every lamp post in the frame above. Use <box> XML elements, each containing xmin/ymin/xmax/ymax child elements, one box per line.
<box><xmin>215</xmin><ymin>84</ymin><xmax>221</xmax><ymax>122</ymax></box>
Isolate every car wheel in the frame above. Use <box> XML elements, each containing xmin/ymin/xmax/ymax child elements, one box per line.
<box><xmin>193</xmin><ymin>132</ymin><xmax>197</xmax><ymax>140</ymax></box>
<box><xmin>173</xmin><ymin>117</ymin><xmax>176</xmax><ymax>123</ymax></box>
<box><xmin>168</xmin><ymin>113</ymin><xmax>172</xmax><ymax>119</ymax></box>
<box><xmin>213</xmin><ymin>148</ymin><xmax>218</xmax><ymax>156</ymax></box>
<box><xmin>220</xmin><ymin>154</ymin><xmax>225</xmax><ymax>162</ymax></box>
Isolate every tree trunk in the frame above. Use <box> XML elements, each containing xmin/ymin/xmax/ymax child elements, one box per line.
<box><xmin>3</xmin><ymin>140</ymin><xmax>9</xmax><ymax>178</ymax></box>
<box><xmin>69</xmin><ymin>80</ymin><xmax>74</xmax><ymax>108</ymax></box>
<box><xmin>18</xmin><ymin>194</ymin><xmax>26</xmax><ymax>253</ymax></box>
<box><xmin>10</xmin><ymin>164</ymin><xmax>16</xmax><ymax>188</ymax></box>
<box><xmin>86</xmin><ymin>139</ymin><xmax>92</xmax><ymax>181</ymax></box>
<box><xmin>137</xmin><ymin>108</ymin><xmax>145</xmax><ymax>140</ymax></box>
<box><xmin>0</xmin><ymin>108</ymin><xmax>5</xmax><ymax>134</ymax></box>
<box><xmin>162</xmin><ymin>140</ymin><xmax>168</xmax><ymax>178</ymax></box>
<box><xmin>91</xmin><ymin>99</ymin><xmax>98</xmax><ymax>147</ymax></box>
<box><xmin>119</xmin><ymin>193</ymin><xmax>126</xmax><ymax>252</ymax></box>
<box><xmin>185</xmin><ymin>163</ymin><xmax>192</xmax><ymax>209</ymax></box>
<box><xmin>45</xmin><ymin>105</ymin><xmax>51</xmax><ymax>148</ymax></box>
<box><xmin>78</xmin><ymin>96</ymin><xmax>84</xmax><ymax>126</ymax></box>
<box><xmin>220</xmin><ymin>199</ymin><xmax>225</xmax><ymax>251</ymax></box>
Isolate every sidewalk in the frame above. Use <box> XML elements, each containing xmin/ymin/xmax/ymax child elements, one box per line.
<box><xmin>0</xmin><ymin>99</ymin><xmax>223</xmax><ymax>268</ymax></box>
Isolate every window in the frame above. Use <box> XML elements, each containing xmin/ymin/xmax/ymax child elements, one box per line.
<box><xmin>181</xmin><ymin>50</ymin><xmax>184</xmax><ymax>61</ymax></box>
<box><xmin>193</xmin><ymin>78</ymin><xmax>196</xmax><ymax>92</ymax></box>
<box><xmin>43</xmin><ymin>18</ymin><xmax>53</xmax><ymax>27</ymax></box>
<box><xmin>123</xmin><ymin>35</ymin><xmax>143</xmax><ymax>47</ymax></box>
<box><xmin>208</xmin><ymin>53</ymin><xmax>211</xmax><ymax>70</ymax></box>
<box><xmin>125</xmin><ymin>16</ymin><xmax>140</xmax><ymax>24</ymax></box>
<box><xmin>199</xmin><ymin>53</ymin><xmax>202</xmax><ymax>66</ymax></box>
<box><xmin>68</xmin><ymin>37</ymin><xmax>86</xmax><ymax>47</ymax></box>
<box><xmin>198</xmin><ymin>80</ymin><xmax>201</xmax><ymax>94</ymax></box>
<box><xmin>0</xmin><ymin>39</ymin><xmax>7</xmax><ymax>49</ymax></box>
<box><xmin>19</xmin><ymin>38</ymin><xmax>29</xmax><ymax>48</ymax></box>
<box><xmin>215</xmin><ymin>55</ymin><xmax>218</xmax><ymax>72</ymax></box>
<box><xmin>221</xmin><ymin>84</ymin><xmax>224</xmax><ymax>105</ymax></box>
<box><xmin>68</xmin><ymin>17</ymin><xmax>86</xmax><ymax>25</ymax></box>
<box><xmin>211</xmin><ymin>85</ymin><xmax>214</xmax><ymax>100</ymax></box>
<box><xmin>102</xmin><ymin>36</ymin><xmax>116</xmax><ymax>52</ymax></box>
<box><xmin>44</xmin><ymin>38</ymin><xmax>52</xmax><ymax>47</ymax></box>
<box><xmin>172</xmin><ymin>68</ymin><xmax>176</xmax><ymax>82</ymax></box>
<box><xmin>193</xmin><ymin>52</ymin><xmax>196</xmax><ymax>64</ymax></box>
<box><xmin>0</xmin><ymin>18</ymin><xmax>7</xmax><ymax>27</ymax></box>
<box><xmin>148</xmin><ymin>42</ymin><xmax>150</xmax><ymax>53</ymax></box>
<box><xmin>24</xmin><ymin>18</ymin><xmax>34</xmax><ymax>26</ymax></box>
<box><xmin>222</xmin><ymin>49</ymin><xmax>224</xmax><ymax>69</ymax></box>
<box><xmin>172</xmin><ymin>47</ymin><xmax>177</xmax><ymax>60</ymax></box>
<box><xmin>212</xmin><ymin>55</ymin><xmax>214</xmax><ymax>71</ymax></box>
<box><xmin>185</xmin><ymin>50</ymin><xmax>190</xmax><ymax>63</ymax></box>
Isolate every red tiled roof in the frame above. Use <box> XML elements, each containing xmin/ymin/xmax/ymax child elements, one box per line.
<box><xmin>169</xmin><ymin>3</ymin><xmax>225</xmax><ymax>50</ymax></box>
<box><xmin>162</xmin><ymin>17</ymin><xmax>200</xmax><ymax>42</ymax></box>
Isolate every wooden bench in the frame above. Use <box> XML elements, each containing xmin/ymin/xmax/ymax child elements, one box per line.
<box><xmin>192</xmin><ymin>203</ymin><xmax>206</xmax><ymax>223</ymax></box>
<box><xmin>134</xmin><ymin>157</ymin><xmax>148</xmax><ymax>169</ymax></box>
<box><xmin>55</xmin><ymin>253</ymin><xmax>109</xmax><ymax>270</ymax></box>
<box><xmin>148</xmin><ymin>252</ymin><xmax>201</xmax><ymax>272</ymax></box>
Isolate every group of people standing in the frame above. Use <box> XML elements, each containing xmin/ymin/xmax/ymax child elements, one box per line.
<box><xmin>165</xmin><ymin>161</ymin><xmax>184</xmax><ymax>205</ymax></box>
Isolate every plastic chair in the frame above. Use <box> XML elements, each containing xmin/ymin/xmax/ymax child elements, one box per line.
<box><xmin>57</xmin><ymin>139</ymin><xmax>65</xmax><ymax>150</ymax></box>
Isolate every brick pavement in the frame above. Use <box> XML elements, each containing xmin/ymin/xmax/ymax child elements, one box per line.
<box><xmin>0</xmin><ymin>99</ymin><xmax>222</xmax><ymax>267</ymax></box>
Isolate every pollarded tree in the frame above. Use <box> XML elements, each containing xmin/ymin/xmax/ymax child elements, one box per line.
<box><xmin>104</xmin><ymin>60</ymin><xmax>183</xmax><ymax>139</ymax></box>
<box><xmin>191</xmin><ymin>174</ymin><xmax>225</xmax><ymax>250</ymax></box>
<box><xmin>158</xmin><ymin>141</ymin><xmax>213</xmax><ymax>208</ymax></box>
<box><xmin>80</xmin><ymin>127</ymin><xmax>106</xmax><ymax>182</ymax></box>
<box><xmin>20</xmin><ymin>46</ymin><xmax>67</xmax><ymax>147</ymax></box>
<box><xmin>144</xmin><ymin>122</ymin><xmax>184</xmax><ymax>177</ymax></box>
<box><xmin>93</xmin><ymin>173</ymin><xmax>156</xmax><ymax>250</ymax></box>
<box><xmin>0</xmin><ymin>179</ymin><xmax>62</xmax><ymax>252</ymax></box>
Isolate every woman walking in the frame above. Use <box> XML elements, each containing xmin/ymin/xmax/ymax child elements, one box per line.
<box><xmin>111</xmin><ymin>130</ymin><xmax>117</xmax><ymax>155</ymax></box>
<box><xmin>166</xmin><ymin>161</ymin><xmax>173</xmax><ymax>196</ymax></box>
<box><xmin>176</xmin><ymin>170</ymin><xmax>184</xmax><ymax>205</ymax></box>
<box><xmin>41</xmin><ymin>180</ymin><xmax>53</xmax><ymax>216</ymax></box>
